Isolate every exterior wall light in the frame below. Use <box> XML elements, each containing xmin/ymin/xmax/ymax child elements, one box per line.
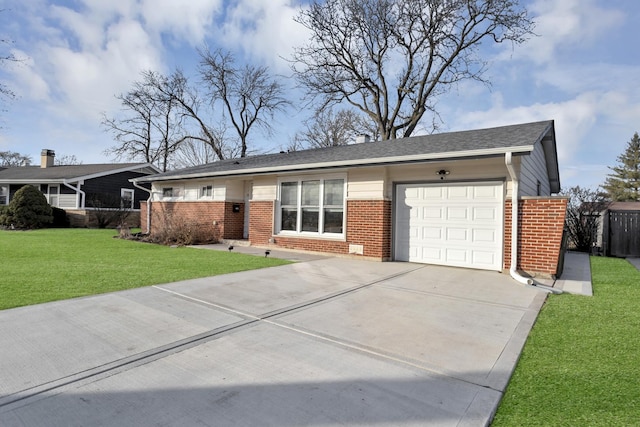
<box><xmin>436</xmin><ymin>169</ymin><xmax>450</xmax><ymax>180</ymax></box>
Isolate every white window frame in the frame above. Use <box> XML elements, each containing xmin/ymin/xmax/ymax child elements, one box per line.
<box><xmin>160</xmin><ymin>186</ymin><xmax>183</xmax><ymax>200</ymax></box>
<box><xmin>121</xmin><ymin>188</ymin><xmax>135</xmax><ymax>209</ymax></box>
<box><xmin>48</xmin><ymin>184</ymin><xmax>59</xmax><ymax>207</ymax></box>
<box><xmin>200</xmin><ymin>185</ymin><xmax>213</xmax><ymax>199</ymax></box>
<box><xmin>0</xmin><ymin>185</ymin><xmax>8</xmax><ymax>205</ymax></box>
<box><xmin>276</xmin><ymin>174</ymin><xmax>347</xmax><ymax>239</ymax></box>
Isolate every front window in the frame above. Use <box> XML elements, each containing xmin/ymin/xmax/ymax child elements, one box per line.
<box><xmin>162</xmin><ymin>187</ymin><xmax>174</xmax><ymax>198</ymax></box>
<box><xmin>278</xmin><ymin>177</ymin><xmax>345</xmax><ymax>236</ymax></box>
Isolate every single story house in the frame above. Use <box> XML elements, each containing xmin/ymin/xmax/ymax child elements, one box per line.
<box><xmin>0</xmin><ymin>149</ymin><xmax>160</xmax><ymax>227</ymax></box>
<box><xmin>132</xmin><ymin>120</ymin><xmax>567</xmax><ymax>278</ymax></box>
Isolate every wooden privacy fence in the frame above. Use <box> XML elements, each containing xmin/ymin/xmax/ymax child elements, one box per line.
<box><xmin>603</xmin><ymin>210</ymin><xmax>640</xmax><ymax>257</ymax></box>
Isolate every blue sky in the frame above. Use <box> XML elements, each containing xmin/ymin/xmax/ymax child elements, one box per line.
<box><xmin>1</xmin><ymin>0</ymin><xmax>639</xmax><ymax>190</ymax></box>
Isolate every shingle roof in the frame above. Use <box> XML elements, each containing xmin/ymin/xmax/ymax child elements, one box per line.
<box><xmin>135</xmin><ymin>120</ymin><xmax>556</xmax><ymax>183</ymax></box>
<box><xmin>0</xmin><ymin>163</ymin><xmax>156</xmax><ymax>182</ymax></box>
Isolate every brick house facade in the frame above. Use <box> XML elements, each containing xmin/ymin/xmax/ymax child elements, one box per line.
<box><xmin>133</xmin><ymin>120</ymin><xmax>567</xmax><ymax>278</ymax></box>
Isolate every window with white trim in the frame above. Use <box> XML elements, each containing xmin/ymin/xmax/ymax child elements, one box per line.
<box><xmin>162</xmin><ymin>187</ymin><xmax>175</xmax><ymax>198</ymax></box>
<box><xmin>0</xmin><ymin>186</ymin><xmax>8</xmax><ymax>205</ymax></box>
<box><xmin>121</xmin><ymin>188</ymin><xmax>134</xmax><ymax>209</ymax></box>
<box><xmin>278</xmin><ymin>177</ymin><xmax>345</xmax><ymax>236</ymax></box>
<box><xmin>200</xmin><ymin>185</ymin><xmax>213</xmax><ymax>198</ymax></box>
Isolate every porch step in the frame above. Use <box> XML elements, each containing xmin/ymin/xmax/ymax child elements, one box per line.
<box><xmin>221</xmin><ymin>239</ymin><xmax>251</xmax><ymax>247</ymax></box>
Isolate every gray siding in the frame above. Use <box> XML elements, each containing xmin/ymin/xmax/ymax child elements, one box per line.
<box><xmin>519</xmin><ymin>141</ymin><xmax>551</xmax><ymax>197</ymax></box>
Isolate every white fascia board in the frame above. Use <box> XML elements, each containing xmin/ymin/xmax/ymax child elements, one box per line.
<box><xmin>70</xmin><ymin>163</ymin><xmax>159</xmax><ymax>182</ymax></box>
<box><xmin>0</xmin><ymin>179</ymin><xmax>64</xmax><ymax>184</ymax></box>
<box><xmin>134</xmin><ymin>146</ymin><xmax>534</xmax><ymax>183</ymax></box>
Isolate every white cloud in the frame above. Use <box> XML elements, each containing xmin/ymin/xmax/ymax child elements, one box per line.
<box><xmin>508</xmin><ymin>0</ymin><xmax>624</xmax><ymax>64</ymax></box>
<box><xmin>218</xmin><ymin>0</ymin><xmax>309</xmax><ymax>71</ymax></box>
<box><xmin>140</xmin><ymin>0</ymin><xmax>222</xmax><ymax>45</ymax></box>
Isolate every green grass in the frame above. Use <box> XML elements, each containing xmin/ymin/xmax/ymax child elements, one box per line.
<box><xmin>0</xmin><ymin>228</ymin><xmax>290</xmax><ymax>310</ymax></box>
<box><xmin>492</xmin><ymin>256</ymin><xmax>640</xmax><ymax>426</ymax></box>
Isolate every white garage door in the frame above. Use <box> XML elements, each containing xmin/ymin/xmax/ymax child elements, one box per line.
<box><xmin>395</xmin><ymin>182</ymin><xmax>504</xmax><ymax>271</ymax></box>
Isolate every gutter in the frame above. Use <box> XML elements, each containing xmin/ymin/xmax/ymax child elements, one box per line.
<box><xmin>132</xmin><ymin>181</ymin><xmax>152</xmax><ymax>234</ymax></box>
<box><xmin>62</xmin><ymin>180</ymin><xmax>85</xmax><ymax>209</ymax></box>
<box><xmin>505</xmin><ymin>152</ymin><xmax>562</xmax><ymax>294</ymax></box>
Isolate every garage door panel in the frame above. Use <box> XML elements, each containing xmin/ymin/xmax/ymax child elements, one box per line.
<box><xmin>423</xmin><ymin>207</ymin><xmax>442</xmax><ymax>219</ymax></box>
<box><xmin>473</xmin><ymin>207</ymin><xmax>497</xmax><ymax>221</ymax></box>
<box><xmin>423</xmin><ymin>227</ymin><xmax>442</xmax><ymax>240</ymax></box>
<box><xmin>446</xmin><ymin>228</ymin><xmax>468</xmax><ymax>241</ymax></box>
<box><xmin>445</xmin><ymin>248</ymin><xmax>468</xmax><ymax>263</ymax></box>
<box><xmin>446</xmin><ymin>207</ymin><xmax>469</xmax><ymax>220</ymax></box>
<box><xmin>474</xmin><ymin>185</ymin><xmax>500</xmax><ymax>199</ymax></box>
<box><xmin>447</xmin><ymin>186</ymin><xmax>469</xmax><ymax>199</ymax></box>
<box><xmin>473</xmin><ymin>229</ymin><xmax>498</xmax><ymax>243</ymax></box>
<box><xmin>395</xmin><ymin>182</ymin><xmax>504</xmax><ymax>271</ymax></box>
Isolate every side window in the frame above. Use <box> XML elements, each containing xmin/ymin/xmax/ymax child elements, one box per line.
<box><xmin>121</xmin><ymin>189</ymin><xmax>134</xmax><ymax>209</ymax></box>
<box><xmin>200</xmin><ymin>185</ymin><xmax>213</xmax><ymax>198</ymax></box>
<box><xmin>0</xmin><ymin>186</ymin><xmax>8</xmax><ymax>205</ymax></box>
<box><xmin>162</xmin><ymin>187</ymin><xmax>174</xmax><ymax>198</ymax></box>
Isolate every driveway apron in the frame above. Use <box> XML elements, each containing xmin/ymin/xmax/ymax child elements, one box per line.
<box><xmin>0</xmin><ymin>258</ymin><xmax>545</xmax><ymax>426</ymax></box>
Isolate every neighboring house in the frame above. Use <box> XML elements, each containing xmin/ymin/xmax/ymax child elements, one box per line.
<box><xmin>132</xmin><ymin>120</ymin><xmax>567</xmax><ymax>278</ymax></box>
<box><xmin>599</xmin><ymin>202</ymin><xmax>640</xmax><ymax>257</ymax></box>
<box><xmin>0</xmin><ymin>149</ymin><xmax>160</xmax><ymax>227</ymax></box>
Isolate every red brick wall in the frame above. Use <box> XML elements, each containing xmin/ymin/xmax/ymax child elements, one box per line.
<box><xmin>223</xmin><ymin>202</ymin><xmax>245</xmax><ymax>239</ymax></box>
<box><xmin>262</xmin><ymin>199</ymin><xmax>392</xmax><ymax>260</ymax></box>
<box><xmin>249</xmin><ymin>200</ymin><xmax>274</xmax><ymax>245</ymax></box>
<box><xmin>504</xmin><ymin>197</ymin><xmax>568</xmax><ymax>276</ymax></box>
<box><xmin>346</xmin><ymin>200</ymin><xmax>392</xmax><ymax>259</ymax></box>
<box><xmin>144</xmin><ymin>201</ymin><xmax>244</xmax><ymax>242</ymax></box>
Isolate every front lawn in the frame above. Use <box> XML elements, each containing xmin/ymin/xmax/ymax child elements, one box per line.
<box><xmin>0</xmin><ymin>229</ymin><xmax>290</xmax><ymax>310</ymax></box>
<box><xmin>492</xmin><ymin>256</ymin><xmax>640</xmax><ymax>426</ymax></box>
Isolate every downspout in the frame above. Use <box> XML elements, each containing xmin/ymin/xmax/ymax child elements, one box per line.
<box><xmin>505</xmin><ymin>153</ymin><xmax>562</xmax><ymax>294</ymax></box>
<box><xmin>133</xmin><ymin>181</ymin><xmax>152</xmax><ymax>234</ymax></box>
<box><xmin>62</xmin><ymin>179</ymin><xmax>85</xmax><ymax>209</ymax></box>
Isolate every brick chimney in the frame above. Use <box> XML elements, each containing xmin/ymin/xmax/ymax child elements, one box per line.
<box><xmin>41</xmin><ymin>149</ymin><xmax>55</xmax><ymax>168</ymax></box>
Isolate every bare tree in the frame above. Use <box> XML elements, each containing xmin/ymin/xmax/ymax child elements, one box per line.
<box><xmin>294</xmin><ymin>108</ymin><xmax>379</xmax><ymax>149</ymax></box>
<box><xmin>198</xmin><ymin>48</ymin><xmax>290</xmax><ymax>157</ymax></box>
<box><xmin>561</xmin><ymin>186</ymin><xmax>610</xmax><ymax>252</ymax></box>
<box><xmin>0</xmin><ymin>150</ymin><xmax>31</xmax><ymax>166</ymax></box>
<box><xmin>291</xmin><ymin>0</ymin><xmax>534</xmax><ymax>140</ymax></box>
<box><xmin>1</xmin><ymin>10</ymin><xmax>20</xmax><ymax>116</ymax></box>
<box><xmin>150</xmin><ymin>69</ymin><xmax>229</xmax><ymax>161</ymax></box>
<box><xmin>55</xmin><ymin>154</ymin><xmax>82</xmax><ymax>165</ymax></box>
<box><xmin>103</xmin><ymin>71</ymin><xmax>188</xmax><ymax>171</ymax></box>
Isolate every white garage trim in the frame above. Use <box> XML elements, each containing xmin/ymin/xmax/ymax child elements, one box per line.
<box><xmin>394</xmin><ymin>181</ymin><xmax>504</xmax><ymax>271</ymax></box>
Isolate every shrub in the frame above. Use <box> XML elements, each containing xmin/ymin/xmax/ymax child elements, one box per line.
<box><xmin>0</xmin><ymin>185</ymin><xmax>53</xmax><ymax>229</ymax></box>
<box><xmin>51</xmin><ymin>207</ymin><xmax>70</xmax><ymax>228</ymax></box>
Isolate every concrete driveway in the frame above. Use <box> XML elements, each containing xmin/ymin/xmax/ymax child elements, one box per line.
<box><xmin>0</xmin><ymin>258</ymin><xmax>546</xmax><ymax>426</ymax></box>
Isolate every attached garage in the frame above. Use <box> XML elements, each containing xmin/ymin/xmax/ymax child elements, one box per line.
<box><xmin>394</xmin><ymin>182</ymin><xmax>504</xmax><ymax>271</ymax></box>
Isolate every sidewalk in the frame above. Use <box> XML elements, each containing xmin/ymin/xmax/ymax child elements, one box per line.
<box><xmin>627</xmin><ymin>257</ymin><xmax>640</xmax><ymax>271</ymax></box>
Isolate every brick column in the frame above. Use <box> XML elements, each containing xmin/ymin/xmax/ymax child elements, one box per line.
<box><xmin>346</xmin><ymin>199</ymin><xmax>392</xmax><ymax>259</ymax></box>
<box><xmin>504</xmin><ymin>197</ymin><xmax>568</xmax><ymax>276</ymax></box>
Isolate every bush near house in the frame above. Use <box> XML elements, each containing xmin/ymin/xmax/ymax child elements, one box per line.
<box><xmin>0</xmin><ymin>185</ymin><xmax>53</xmax><ymax>229</ymax></box>
<box><xmin>51</xmin><ymin>207</ymin><xmax>70</xmax><ymax>228</ymax></box>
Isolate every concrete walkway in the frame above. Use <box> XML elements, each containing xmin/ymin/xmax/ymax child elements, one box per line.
<box><xmin>0</xmin><ymin>253</ymin><xmax>589</xmax><ymax>426</ymax></box>
<box><xmin>627</xmin><ymin>257</ymin><xmax>640</xmax><ymax>271</ymax></box>
<box><xmin>552</xmin><ymin>252</ymin><xmax>593</xmax><ymax>296</ymax></box>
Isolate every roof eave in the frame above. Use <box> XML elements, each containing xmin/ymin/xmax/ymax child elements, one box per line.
<box><xmin>132</xmin><ymin>146</ymin><xmax>534</xmax><ymax>183</ymax></box>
